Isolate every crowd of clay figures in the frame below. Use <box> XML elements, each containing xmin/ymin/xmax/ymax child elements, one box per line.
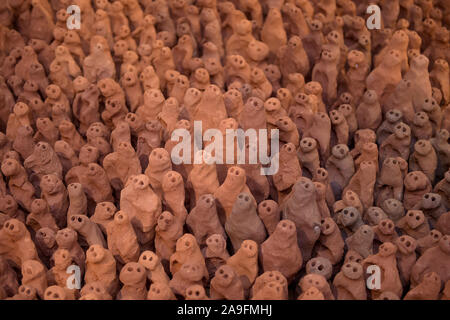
<box><xmin>0</xmin><ymin>0</ymin><xmax>449</xmax><ymax>300</ymax></box>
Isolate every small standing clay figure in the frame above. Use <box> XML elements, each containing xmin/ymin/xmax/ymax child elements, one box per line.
<box><xmin>186</xmin><ymin>194</ymin><xmax>226</xmax><ymax>246</ymax></box>
<box><xmin>162</xmin><ymin>170</ymin><xmax>187</xmax><ymax>223</ymax></box>
<box><xmin>363</xmin><ymin>242</ymin><xmax>403</xmax><ymax>299</ymax></box>
<box><xmin>333</xmin><ymin>262</ymin><xmax>367</xmax><ymax>300</ymax></box>
<box><xmin>203</xmin><ymin>234</ymin><xmax>230</xmax><ymax>279</ymax></box>
<box><xmin>144</xmin><ymin>148</ymin><xmax>172</xmax><ymax>198</ymax></box>
<box><xmin>412</xmin><ymin>112</ymin><xmax>433</xmax><ymax>141</ymax></box>
<box><xmin>380</xmin><ymin>122</ymin><xmax>411</xmax><ymax>163</ymax></box>
<box><xmin>138</xmin><ymin>251</ymin><xmax>170</xmax><ymax>286</ymax></box>
<box><xmin>68</xmin><ymin>214</ymin><xmax>106</xmax><ymax>248</ymax></box>
<box><xmin>273</xmin><ymin>142</ymin><xmax>302</xmax><ymax>199</ymax></box>
<box><xmin>147</xmin><ymin>282</ymin><xmax>176</xmax><ymax>300</ymax></box>
<box><xmin>185</xmin><ymin>284</ymin><xmax>209</xmax><ymax>300</ymax></box>
<box><xmin>118</xmin><ymin>262</ymin><xmax>147</xmax><ymax>300</ymax></box>
<box><xmin>58</xmin><ymin>120</ymin><xmax>85</xmax><ymax>152</ymax></box>
<box><xmin>409</xmin><ymin>140</ymin><xmax>437</xmax><ymax>183</ymax></box>
<box><xmin>376</xmin><ymin>109</ymin><xmax>403</xmax><ymax>145</ymax></box>
<box><xmin>103</xmin><ymin>141</ymin><xmax>142</xmax><ymax>191</ymax></box>
<box><xmin>43</xmin><ymin>286</ymin><xmax>68</xmax><ymax>300</ymax></box>
<box><xmin>373</xmin><ymin>219</ymin><xmax>399</xmax><ymax>243</ymax></box>
<box><xmin>120</xmin><ymin>174</ymin><xmax>162</xmax><ymax>244</ymax></box>
<box><xmin>346</xmin><ymin>225</ymin><xmax>374</xmax><ymax>258</ymax></box>
<box><xmin>417</xmin><ymin>230</ymin><xmax>443</xmax><ymax>255</ymax></box>
<box><xmin>316</xmin><ymin>217</ymin><xmax>345</xmax><ymax>265</ymax></box>
<box><xmin>356</xmin><ymin>90</ymin><xmax>382</xmax><ymax>130</ymax></box>
<box><xmin>67</xmin><ymin>183</ymin><xmax>87</xmax><ymax>219</ymax></box>
<box><xmin>344</xmin><ymin>160</ymin><xmax>377</xmax><ymax>209</ymax></box>
<box><xmin>298</xmin><ymin>273</ymin><xmax>334</xmax><ymax>300</ymax></box>
<box><xmin>226</xmin><ymin>240</ymin><xmax>259</xmax><ymax>290</ymax></box>
<box><xmin>47</xmin><ymin>249</ymin><xmax>77</xmax><ymax>300</ymax></box>
<box><xmin>403</xmin><ymin>171</ymin><xmax>432</xmax><ymax>210</ymax></box>
<box><xmin>0</xmin><ymin>256</ymin><xmax>19</xmax><ymax>297</ymax></box>
<box><xmin>55</xmin><ymin>228</ymin><xmax>85</xmax><ymax>273</ymax></box>
<box><xmin>377</xmin><ymin>157</ymin><xmax>408</xmax><ymax>205</ymax></box>
<box><xmin>297</xmin><ymin>286</ymin><xmax>325</xmax><ymax>300</ymax></box>
<box><xmin>297</xmin><ymin>138</ymin><xmax>320</xmax><ymax>176</ymax></box>
<box><xmin>225</xmin><ymin>192</ymin><xmax>266</xmax><ymax>250</ymax></box>
<box><xmin>0</xmin><ymin>160</ymin><xmax>33</xmax><ymax>213</ymax></box>
<box><xmin>7</xmin><ymin>285</ymin><xmax>37</xmax><ymax>300</ymax></box>
<box><xmin>397</xmin><ymin>210</ymin><xmax>431</xmax><ymax>240</ymax></box>
<box><xmin>24</xmin><ymin>141</ymin><xmax>63</xmax><ymax>183</ymax></box>
<box><xmin>366</xmin><ymin>49</ymin><xmax>402</xmax><ymax>102</ymax></box>
<box><xmin>34</xmin><ymin>227</ymin><xmax>57</xmax><ymax>267</ymax></box>
<box><xmin>107</xmin><ymin>211</ymin><xmax>140</xmax><ymax>264</ymax></box>
<box><xmin>13</xmin><ymin>125</ymin><xmax>35</xmax><ymax>161</ymax></box>
<box><xmin>413</xmin><ymin>193</ymin><xmax>447</xmax><ymax>224</ymax></box>
<box><xmin>0</xmin><ymin>194</ymin><xmax>26</xmax><ymax>222</ymax></box>
<box><xmin>170</xmin><ymin>233</ymin><xmax>208</xmax><ymax>280</ymax></box>
<box><xmin>396</xmin><ymin>235</ymin><xmax>418</xmax><ymax>285</ymax></box>
<box><xmin>404</xmin><ymin>272</ymin><xmax>441</xmax><ymax>300</ymax></box>
<box><xmin>83</xmin><ymin>35</ymin><xmax>116</xmax><ymax>83</ymax></box>
<box><xmin>80</xmin><ymin>282</ymin><xmax>113</xmax><ymax>300</ymax></box>
<box><xmin>6</xmin><ymin>102</ymin><xmax>32</xmax><ymax>141</ymax></box>
<box><xmin>169</xmin><ymin>262</ymin><xmax>205</xmax><ymax>298</ymax></box>
<box><xmin>85</xmin><ymin>245</ymin><xmax>118</xmax><ymax>296</ymax></box>
<box><xmin>155</xmin><ymin>211</ymin><xmax>183</xmax><ymax>262</ymax></box>
<box><xmin>326</xmin><ymin>144</ymin><xmax>355</xmax><ymax>191</ymax></box>
<box><xmin>261</xmin><ymin>7</ymin><xmax>287</xmax><ymax>57</ymax></box>
<box><xmin>260</xmin><ymin>220</ymin><xmax>302</xmax><ymax>282</ymax></box>
<box><xmin>337</xmin><ymin>207</ymin><xmax>363</xmax><ymax>235</ymax></box>
<box><xmin>214</xmin><ymin>166</ymin><xmax>254</xmax><ymax>220</ymax></box>
<box><xmin>21</xmin><ymin>260</ymin><xmax>47</xmax><ymax>299</ymax></box>
<box><xmin>40</xmin><ymin>174</ymin><xmax>68</xmax><ymax>228</ymax></box>
<box><xmin>281</xmin><ymin>178</ymin><xmax>322</xmax><ymax>260</ymax></box>
<box><xmin>26</xmin><ymin>199</ymin><xmax>58</xmax><ymax>232</ymax></box>
<box><xmin>346</xmin><ymin>50</ymin><xmax>369</xmax><ymax>104</ymax></box>
<box><xmin>257</xmin><ymin>200</ymin><xmax>280</xmax><ymax>236</ymax></box>
<box><xmin>0</xmin><ymin>219</ymin><xmax>39</xmax><ymax>266</ymax></box>
<box><xmin>210</xmin><ymin>265</ymin><xmax>244</xmax><ymax>300</ymax></box>
<box><xmin>411</xmin><ymin>235</ymin><xmax>450</xmax><ymax>287</ymax></box>
<box><xmin>251</xmin><ymin>271</ymin><xmax>288</xmax><ymax>300</ymax></box>
<box><xmin>312</xmin><ymin>49</ymin><xmax>339</xmax><ymax>105</ymax></box>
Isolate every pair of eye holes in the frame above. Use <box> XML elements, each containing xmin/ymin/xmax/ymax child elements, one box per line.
<box><xmin>307</xmin><ymin>278</ymin><xmax>321</xmax><ymax>287</ymax></box>
<box><xmin>238</xmin><ymin>194</ymin><xmax>250</xmax><ymax>202</ymax></box>
<box><xmin>71</xmin><ymin>216</ymin><xmax>84</xmax><ymax>223</ymax></box>
<box><xmin>187</xmin><ymin>289</ymin><xmax>202</xmax><ymax>297</ymax></box>
<box><xmin>141</xmin><ymin>254</ymin><xmax>154</xmax><ymax>261</ymax></box>
<box><xmin>424</xmin><ymin>194</ymin><xmax>437</xmax><ymax>201</ymax></box>
<box><xmin>310</xmin><ymin>261</ymin><xmax>325</xmax><ymax>271</ymax></box>
<box><xmin>20</xmin><ymin>287</ymin><xmax>32</xmax><ymax>295</ymax></box>
<box><xmin>4</xmin><ymin>222</ymin><xmax>15</xmax><ymax>231</ymax></box>
<box><xmin>408</xmin><ymin>212</ymin><xmax>422</xmax><ymax>221</ymax></box>
<box><xmin>344</xmin><ymin>264</ymin><xmax>359</xmax><ymax>274</ymax></box>
<box><xmin>45</xmin><ymin>291</ymin><xmax>61</xmax><ymax>299</ymax></box>
<box><xmin>127</xmin><ymin>266</ymin><xmax>142</xmax><ymax>273</ymax></box>
<box><xmin>280</xmin><ymin>222</ymin><xmax>294</xmax><ymax>230</ymax></box>
<box><xmin>408</xmin><ymin>173</ymin><xmax>419</xmax><ymax>181</ymax></box>
<box><xmin>207</xmin><ymin>236</ymin><xmax>220</xmax><ymax>244</ymax></box>
<box><xmin>342</xmin><ymin>209</ymin><xmax>356</xmax><ymax>218</ymax></box>
<box><xmin>380</xmin><ymin>220</ymin><xmax>393</xmax><ymax>229</ymax></box>
<box><xmin>399</xmin><ymin>236</ymin><xmax>412</xmax><ymax>247</ymax></box>
<box><xmin>218</xmin><ymin>268</ymin><xmax>229</xmax><ymax>279</ymax></box>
